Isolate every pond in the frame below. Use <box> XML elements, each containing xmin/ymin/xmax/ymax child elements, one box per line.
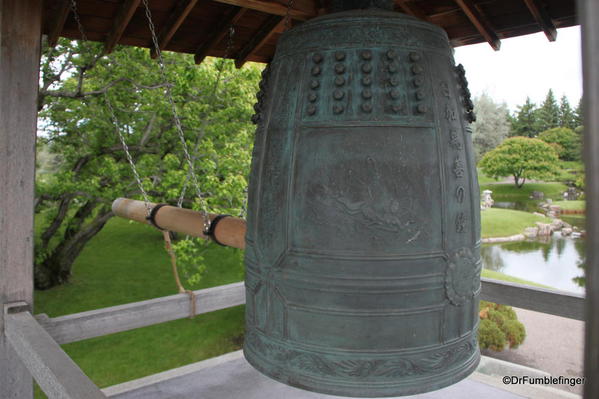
<box><xmin>482</xmin><ymin>235</ymin><xmax>586</xmax><ymax>294</ymax></box>
<box><xmin>492</xmin><ymin>200</ymin><xmax>542</xmax><ymax>213</ymax></box>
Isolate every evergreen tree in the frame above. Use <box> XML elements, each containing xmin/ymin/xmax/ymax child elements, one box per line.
<box><xmin>558</xmin><ymin>95</ymin><xmax>576</xmax><ymax>129</ymax></box>
<box><xmin>509</xmin><ymin>97</ymin><xmax>538</xmax><ymax>137</ymax></box>
<box><xmin>537</xmin><ymin>89</ymin><xmax>560</xmax><ymax>132</ymax></box>
<box><xmin>574</xmin><ymin>97</ymin><xmax>584</xmax><ymax>128</ymax></box>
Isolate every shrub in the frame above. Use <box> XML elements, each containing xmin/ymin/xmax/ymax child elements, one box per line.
<box><xmin>503</xmin><ymin>319</ymin><xmax>526</xmax><ymax>349</ymax></box>
<box><xmin>538</xmin><ymin>127</ymin><xmax>581</xmax><ymax>161</ymax></box>
<box><xmin>478</xmin><ymin>300</ymin><xmax>526</xmax><ymax>351</ymax></box>
<box><xmin>478</xmin><ymin>319</ymin><xmax>506</xmax><ymax>351</ymax></box>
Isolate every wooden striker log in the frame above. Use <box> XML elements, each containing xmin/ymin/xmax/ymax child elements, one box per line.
<box><xmin>111</xmin><ymin>198</ymin><xmax>246</xmax><ymax>249</ymax></box>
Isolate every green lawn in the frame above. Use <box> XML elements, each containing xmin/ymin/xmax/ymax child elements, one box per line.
<box><xmin>479</xmin><ymin>182</ymin><xmax>568</xmax><ymax>201</ymax></box>
<box><xmin>481</xmin><ymin>208</ymin><xmax>551</xmax><ymax>238</ymax></box>
<box><xmin>552</xmin><ymin>200</ymin><xmax>585</xmax><ymax>211</ymax></box>
<box><xmin>34</xmin><ymin>219</ymin><xmax>245</xmax><ymax>397</ymax></box>
<box><xmin>36</xmin><ymin>219</ymin><xmax>245</xmax><ymax>316</ymax></box>
<box><xmin>477</xmin><ymin>169</ymin><xmax>500</xmax><ymax>185</ymax></box>
<box><xmin>481</xmin><ymin>269</ymin><xmax>553</xmax><ymax>289</ymax></box>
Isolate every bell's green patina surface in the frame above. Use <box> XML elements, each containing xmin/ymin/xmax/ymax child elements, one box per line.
<box><xmin>244</xmin><ymin>2</ymin><xmax>481</xmax><ymax>396</ymax></box>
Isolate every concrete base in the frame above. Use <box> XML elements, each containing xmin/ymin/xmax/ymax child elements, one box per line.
<box><xmin>103</xmin><ymin>350</ymin><xmax>574</xmax><ymax>399</ymax></box>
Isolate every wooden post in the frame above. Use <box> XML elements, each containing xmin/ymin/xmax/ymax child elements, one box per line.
<box><xmin>0</xmin><ymin>1</ymin><xmax>42</xmax><ymax>398</ymax></box>
<box><xmin>581</xmin><ymin>1</ymin><xmax>599</xmax><ymax>398</ymax></box>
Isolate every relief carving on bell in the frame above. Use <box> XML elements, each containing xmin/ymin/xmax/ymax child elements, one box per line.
<box><xmin>245</xmin><ymin>1</ymin><xmax>481</xmax><ymax>396</ymax></box>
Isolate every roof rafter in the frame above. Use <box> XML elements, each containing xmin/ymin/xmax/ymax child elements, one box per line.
<box><xmin>150</xmin><ymin>0</ymin><xmax>201</xmax><ymax>58</ymax></box>
<box><xmin>210</xmin><ymin>0</ymin><xmax>316</xmax><ymax>21</ymax></box>
<box><xmin>194</xmin><ymin>7</ymin><xmax>248</xmax><ymax>64</ymax></box>
<box><xmin>453</xmin><ymin>0</ymin><xmax>501</xmax><ymax>51</ymax></box>
<box><xmin>523</xmin><ymin>0</ymin><xmax>557</xmax><ymax>41</ymax></box>
<box><xmin>104</xmin><ymin>0</ymin><xmax>142</xmax><ymax>54</ymax></box>
<box><xmin>235</xmin><ymin>15</ymin><xmax>284</xmax><ymax>68</ymax></box>
<box><xmin>395</xmin><ymin>0</ymin><xmax>430</xmax><ymax>21</ymax></box>
<box><xmin>47</xmin><ymin>0</ymin><xmax>71</xmax><ymax>47</ymax></box>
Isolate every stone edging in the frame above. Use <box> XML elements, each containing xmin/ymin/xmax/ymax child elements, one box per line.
<box><xmin>481</xmin><ymin>234</ymin><xmax>526</xmax><ymax>243</ymax></box>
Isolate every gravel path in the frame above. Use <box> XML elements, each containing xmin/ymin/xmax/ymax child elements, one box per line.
<box><xmin>483</xmin><ymin>308</ymin><xmax>585</xmax><ymax>395</ymax></box>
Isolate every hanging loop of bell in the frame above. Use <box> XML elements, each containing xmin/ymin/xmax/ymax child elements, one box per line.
<box><xmin>328</xmin><ymin>0</ymin><xmax>395</xmax><ymax>12</ymax></box>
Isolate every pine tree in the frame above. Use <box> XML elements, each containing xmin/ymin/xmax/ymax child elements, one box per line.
<box><xmin>558</xmin><ymin>95</ymin><xmax>576</xmax><ymax>129</ymax></box>
<box><xmin>509</xmin><ymin>97</ymin><xmax>538</xmax><ymax>137</ymax></box>
<box><xmin>537</xmin><ymin>89</ymin><xmax>560</xmax><ymax>132</ymax></box>
<box><xmin>574</xmin><ymin>97</ymin><xmax>584</xmax><ymax>128</ymax></box>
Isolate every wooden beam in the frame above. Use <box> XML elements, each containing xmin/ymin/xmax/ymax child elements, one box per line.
<box><xmin>235</xmin><ymin>15</ymin><xmax>283</xmax><ymax>68</ymax></box>
<box><xmin>523</xmin><ymin>0</ymin><xmax>557</xmax><ymax>42</ymax></box>
<box><xmin>395</xmin><ymin>0</ymin><xmax>429</xmax><ymax>21</ymax></box>
<box><xmin>47</xmin><ymin>0</ymin><xmax>70</xmax><ymax>47</ymax></box>
<box><xmin>480</xmin><ymin>278</ymin><xmax>585</xmax><ymax>321</ymax></box>
<box><xmin>194</xmin><ymin>6</ymin><xmax>247</xmax><ymax>64</ymax></box>
<box><xmin>453</xmin><ymin>0</ymin><xmax>501</xmax><ymax>51</ymax></box>
<box><xmin>0</xmin><ymin>0</ymin><xmax>41</xmax><ymax>397</ymax></box>
<box><xmin>150</xmin><ymin>0</ymin><xmax>201</xmax><ymax>59</ymax></box>
<box><xmin>211</xmin><ymin>0</ymin><xmax>315</xmax><ymax>21</ymax></box>
<box><xmin>104</xmin><ymin>0</ymin><xmax>141</xmax><ymax>54</ymax></box>
<box><xmin>32</xmin><ymin>276</ymin><xmax>588</xmax><ymax>348</ymax></box>
<box><xmin>37</xmin><ymin>282</ymin><xmax>245</xmax><ymax>344</ymax></box>
<box><xmin>5</xmin><ymin>309</ymin><xmax>106</xmax><ymax>399</ymax></box>
<box><xmin>580</xmin><ymin>0</ymin><xmax>599</xmax><ymax>396</ymax></box>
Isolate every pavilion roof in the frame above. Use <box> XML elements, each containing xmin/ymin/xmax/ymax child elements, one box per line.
<box><xmin>42</xmin><ymin>0</ymin><xmax>578</xmax><ymax>67</ymax></box>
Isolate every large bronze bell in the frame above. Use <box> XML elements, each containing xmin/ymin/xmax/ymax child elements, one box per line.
<box><xmin>244</xmin><ymin>1</ymin><xmax>482</xmax><ymax>396</ymax></box>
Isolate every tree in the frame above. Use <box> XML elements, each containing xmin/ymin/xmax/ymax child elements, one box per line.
<box><xmin>558</xmin><ymin>95</ymin><xmax>576</xmax><ymax>129</ymax></box>
<box><xmin>509</xmin><ymin>97</ymin><xmax>538</xmax><ymax>138</ymax></box>
<box><xmin>536</xmin><ymin>89</ymin><xmax>560</xmax><ymax>132</ymax></box>
<box><xmin>537</xmin><ymin>127</ymin><xmax>581</xmax><ymax>161</ymax></box>
<box><xmin>574</xmin><ymin>98</ymin><xmax>584</xmax><ymax>128</ymax></box>
<box><xmin>479</xmin><ymin>137</ymin><xmax>559</xmax><ymax>188</ymax></box>
<box><xmin>35</xmin><ymin>39</ymin><xmax>261</xmax><ymax>289</ymax></box>
<box><xmin>470</xmin><ymin>93</ymin><xmax>510</xmax><ymax>161</ymax></box>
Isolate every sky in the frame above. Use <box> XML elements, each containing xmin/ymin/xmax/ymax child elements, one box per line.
<box><xmin>453</xmin><ymin>26</ymin><xmax>582</xmax><ymax>112</ymax></box>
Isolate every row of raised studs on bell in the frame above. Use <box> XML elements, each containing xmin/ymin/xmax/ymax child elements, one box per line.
<box><xmin>305</xmin><ymin>89</ymin><xmax>427</xmax><ymax>114</ymax></box>
<box><xmin>307</xmin><ymin>55</ymin><xmax>321</xmax><ymax>115</ymax></box>
<box><xmin>310</xmin><ymin>50</ymin><xmax>424</xmax><ymax>76</ymax></box>
<box><xmin>311</xmin><ymin>49</ymin><xmax>420</xmax><ymax>62</ymax></box>
<box><xmin>409</xmin><ymin>51</ymin><xmax>426</xmax><ymax>114</ymax></box>
<box><xmin>307</xmin><ymin>102</ymin><xmax>427</xmax><ymax>115</ymax></box>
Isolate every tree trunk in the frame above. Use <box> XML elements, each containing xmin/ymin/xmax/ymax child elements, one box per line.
<box><xmin>35</xmin><ymin>204</ymin><xmax>113</xmax><ymax>289</ymax></box>
<box><xmin>40</xmin><ymin>194</ymin><xmax>73</xmax><ymax>248</ymax></box>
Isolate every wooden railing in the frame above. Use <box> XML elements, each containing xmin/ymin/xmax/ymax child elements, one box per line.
<box><xmin>3</xmin><ymin>277</ymin><xmax>585</xmax><ymax>399</ymax></box>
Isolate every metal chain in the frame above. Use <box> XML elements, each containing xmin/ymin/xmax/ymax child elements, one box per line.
<box><xmin>105</xmin><ymin>93</ymin><xmax>153</xmax><ymax>215</ymax></box>
<box><xmin>68</xmin><ymin>0</ymin><xmax>154</xmax><ymax>215</ymax></box>
<box><xmin>285</xmin><ymin>0</ymin><xmax>295</xmax><ymax>30</ymax></box>
<box><xmin>177</xmin><ymin>24</ymin><xmax>237</xmax><ymax>209</ymax></box>
<box><xmin>70</xmin><ymin>0</ymin><xmax>88</xmax><ymax>42</ymax></box>
<box><xmin>142</xmin><ymin>0</ymin><xmax>211</xmax><ymax>232</ymax></box>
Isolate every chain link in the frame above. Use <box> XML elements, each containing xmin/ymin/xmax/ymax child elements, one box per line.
<box><xmin>70</xmin><ymin>0</ymin><xmax>88</xmax><ymax>42</ymax></box>
<box><xmin>68</xmin><ymin>0</ymin><xmax>155</xmax><ymax>215</ymax></box>
<box><xmin>141</xmin><ymin>0</ymin><xmax>212</xmax><ymax>231</ymax></box>
<box><xmin>105</xmin><ymin>93</ymin><xmax>153</xmax><ymax>215</ymax></box>
<box><xmin>284</xmin><ymin>0</ymin><xmax>295</xmax><ymax>30</ymax></box>
<box><xmin>67</xmin><ymin>0</ymin><xmax>245</xmax><ymax>221</ymax></box>
<box><xmin>177</xmin><ymin>23</ymin><xmax>237</xmax><ymax>210</ymax></box>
